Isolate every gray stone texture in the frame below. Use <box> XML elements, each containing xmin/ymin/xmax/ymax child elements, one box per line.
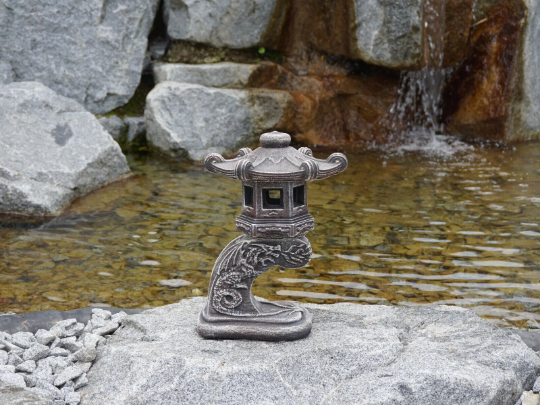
<box><xmin>145</xmin><ymin>82</ymin><xmax>293</xmax><ymax>160</ymax></box>
<box><xmin>98</xmin><ymin>116</ymin><xmax>125</xmax><ymax>141</ymax></box>
<box><xmin>0</xmin><ymin>61</ymin><xmax>14</xmax><ymax>85</ymax></box>
<box><xmin>0</xmin><ymin>382</ymin><xmax>54</xmax><ymax>405</ymax></box>
<box><xmin>512</xmin><ymin>0</ymin><xmax>540</xmax><ymax>140</ymax></box>
<box><xmin>79</xmin><ymin>298</ymin><xmax>540</xmax><ymax>405</ymax></box>
<box><xmin>163</xmin><ymin>0</ymin><xmax>279</xmax><ymax>48</ymax></box>
<box><xmin>352</xmin><ymin>0</ymin><xmax>423</xmax><ymax>68</ymax></box>
<box><xmin>0</xmin><ymin>82</ymin><xmax>131</xmax><ymax>217</ymax></box>
<box><xmin>0</xmin><ymin>0</ymin><xmax>160</xmax><ymax>114</ymax></box>
<box><xmin>152</xmin><ymin>62</ymin><xmax>259</xmax><ymax>88</ymax></box>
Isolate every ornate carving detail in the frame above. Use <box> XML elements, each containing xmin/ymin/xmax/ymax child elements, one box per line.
<box><xmin>208</xmin><ymin>236</ymin><xmax>312</xmax><ymax>316</ymax></box>
<box><xmin>298</xmin><ymin>147</ymin><xmax>313</xmax><ymax>156</ymax></box>
<box><xmin>237</xmin><ymin>147</ymin><xmax>252</xmax><ymax>157</ymax></box>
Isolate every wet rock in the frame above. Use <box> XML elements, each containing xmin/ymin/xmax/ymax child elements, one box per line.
<box><xmin>153</xmin><ymin>62</ymin><xmax>260</xmax><ymax>88</ymax></box>
<box><xmin>0</xmin><ymin>381</ymin><xmax>54</xmax><ymax>405</ymax></box>
<box><xmin>0</xmin><ymin>82</ymin><xmax>131</xmax><ymax>219</ymax></box>
<box><xmin>0</xmin><ymin>0</ymin><xmax>160</xmax><ymax>113</ymax></box>
<box><xmin>146</xmin><ymin>82</ymin><xmax>294</xmax><ymax>160</ymax></box>
<box><xmin>124</xmin><ymin>117</ymin><xmax>147</xmax><ymax>144</ymax></box>
<box><xmin>163</xmin><ymin>0</ymin><xmax>281</xmax><ymax>49</ymax></box>
<box><xmin>444</xmin><ymin>1</ymin><xmax>540</xmax><ymax>141</ymax></box>
<box><xmin>98</xmin><ymin>116</ymin><xmax>125</xmax><ymax>141</ymax></box>
<box><xmin>352</xmin><ymin>0</ymin><xmax>423</xmax><ymax>68</ymax></box>
<box><xmin>79</xmin><ymin>297</ymin><xmax>540</xmax><ymax>404</ymax></box>
<box><xmin>442</xmin><ymin>0</ymin><xmax>476</xmax><ymax>67</ymax></box>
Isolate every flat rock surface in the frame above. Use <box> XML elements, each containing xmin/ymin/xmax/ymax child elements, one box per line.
<box><xmin>152</xmin><ymin>62</ymin><xmax>260</xmax><ymax>88</ymax></box>
<box><xmin>0</xmin><ymin>82</ymin><xmax>131</xmax><ymax>218</ymax></box>
<box><xmin>163</xmin><ymin>0</ymin><xmax>279</xmax><ymax>48</ymax></box>
<box><xmin>145</xmin><ymin>82</ymin><xmax>292</xmax><ymax>160</ymax></box>
<box><xmin>79</xmin><ymin>298</ymin><xmax>540</xmax><ymax>404</ymax></box>
<box><xmin>0</xmin><ymin>0</ymin><xmax>159</xmax><ymax>113</ymax></box>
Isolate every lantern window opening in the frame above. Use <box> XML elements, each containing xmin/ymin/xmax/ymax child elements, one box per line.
<box><xmin>293</xmin><ymin>185</ymin><xmax>305</xmax><ymax>207</ymax></box>
<box><xmin>244</xmin><ymin>185</ymin><xmax>254</xmax><ymax>207</ymax></box>
<box><xmin>262</xmin><ymin>188</ymin><xmax>283</xmax><ymax>209</ymax></box>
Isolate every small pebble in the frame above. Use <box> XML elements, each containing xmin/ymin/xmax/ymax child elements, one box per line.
<box><xmin>0</xmin><ymin>364</ymin><xmax>16</xmax><ymax>373</ymax></box>
<box><xmin>23</xmin><ymin>343</ymin><xmax>50</xmax><ymax>362</ymax></box>
<box><xmin>91</xmin><ymin>308</ymin><xmax>112</xmax><ymax>320</ymax></box>
<box><xmin>50</xmin><ymin>347</ymin><xmax>71</xmax><ymax>357</ymax></box>
<box><xmin>0</xmin><ymin>350</ymin><xmax>7</xmax><ymax>365</ymax></box>
<box><xmin>22</xmin><ymin>373</ymin><xmax>37</xmax><ymax>388</ymax></box>
<box><xmin>65</xmin><ymin>391</ymin><xmax>81</xmax><ymax>405</ymax></box>
<box><xmin>73</xmin><ymin>373</ymin><xmax>88</xmax><ymax>390</ymax></box>
<box><xmin>7</xmin><ymin>352</ymin><xmax>23</xmax><ymax>366</ymax></box>
<box><xmin>35</xmin><ymin>329</ymin><xmax>56</xmax><ymax>346</ymax></box>
<box><xmin>92</xmin><ymin>321</ymin><xmax>119</xmax><ymax>336</ymax></box>
<box><xmin>11</xmin><ymin>332</ymin><xmax>36</xmax><ymax>349</ymax></box>
<box><xmin>82</xmin><ymin>333</ymin><xmax>104</xmax><ymax>350</ymax></box>
<box><xmin>15</xmin><ymin>360</ymin><xmax>36</xmax><ymax>373</ymax></box>
<box><xmin>73</xmin><ymin>348</ymin><xmax>97</xmax><ymax>362</ymax></box>
<box><xmin>0</xmin><ymin>372</ymin><xmax>26</xmax><ymax>388</ymax></box>
<box><xmin>59</xmin><ymin>337</ymin><xmax>83</xmax><ymax>353</ymax></box>
<box><xmin>159</xmin><ymin>279</ymin><xmax>192</xmax><ymax>288</ymax></box>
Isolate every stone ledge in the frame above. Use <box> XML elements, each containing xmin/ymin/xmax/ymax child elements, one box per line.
<box><xmin>79</xmin><ymin>297</ymin><xmax>540</xmax><ymax>405</ymax></box>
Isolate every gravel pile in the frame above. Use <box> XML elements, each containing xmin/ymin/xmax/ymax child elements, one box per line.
<box><xmin>0</xmin><ymin>308</ymin><xmax>124</xmax><ymax>405</ymax></box>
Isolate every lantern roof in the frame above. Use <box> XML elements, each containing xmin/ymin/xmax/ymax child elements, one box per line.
<box><xmin>204</xmin><ymin>132</ymin><xmax>348</xmax><ymax>182</ymax></box>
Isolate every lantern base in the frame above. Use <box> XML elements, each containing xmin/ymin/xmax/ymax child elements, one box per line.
<box><xmin>198</xmin><ymin>299</ymin><xmax>312</xmax><ymax>341</ymax></box>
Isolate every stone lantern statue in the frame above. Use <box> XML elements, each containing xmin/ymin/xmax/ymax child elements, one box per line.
<box><xmin>198</xmin><ymin>131</ymin><xmax>347</xmax><ymax>341</ymax></box>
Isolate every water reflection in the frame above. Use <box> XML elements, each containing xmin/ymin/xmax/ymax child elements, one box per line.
<box><xmin>1</xmin><ymin>143</ymin><xmax>540</xmax><ymax>328</ymax></box>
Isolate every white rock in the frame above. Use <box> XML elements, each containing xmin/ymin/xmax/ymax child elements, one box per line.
<box><xmin>91</xmin><ymin>308</ymin><xmax>112</xmax><ymax>321</ymax></box>
<box><xmin>65</xmin><ymin>391</ymin><xmax>81</xmax><ymax>405</ymax></box>
<box><xmin>124</xmin><ymin>117</ymin><xmax>146</xmax><ymax>143</ymax></box>
<box><xmin>0</xmin><ymin>82</ymin><xmax>131</xmax><ymax>218</ymax></box>
<box><xmin>35</xmin><ymin>329</ymin><xmax>55</xmax><ymax>346</ymax></box>
<box><xmin>110</xmin><ymin>312</ymin><xmax>128</xmax><ymax>324</ymax></box>
<box><xmin>153</xmin><ymin>62</ymin><xmax>260</xmax><ymax>88</ymax></box>
<box><xmin>0</xmin><ymin>0</ymin><xmax>160</xmax><ymax>113</ymax></box>
<box><xmin>49</xmin><ymin>348</ymin><xmax>70</xmax><ymax>357</ymax></box>
<box><xmin>521</xmin><ymin>391</ymin><xmax>540</xmax><ymax>405</ymax></box>
<box><xmin>0</xmin><ymin>365</ymin><xmax>15</xmax><ymax>373</ymax></box>
<box><xmin>0</xmin><ymin>351</ymin><xmax>7</xmax><ymax>366</ymax></box>
<box><xmin>82</xmin><ymin>334</ymin><xmax>104</xmax><ymax>351</ymax></box>
<box><xmin>92</xmin><ymin>322</ymin><xmax>120</xmax><ymax>337</ymax></box>
<box><xmin>10</xmin><ymin>332</ymin><xmax>36</xmax><ymax>350</ymax></box>
<box><xmin>58</xmin><ymin>338</ymin><xmax>83</xmax><ymax>354</ymax></box>
<box><xmin>145</xmin><ymin>82</ymin><xmax>293</xmax><ymax>160</ymax></box>
<box><xmin>7</xmin><ymin>353</ymin><xmax>22</xmax><ymax>367</ymax></box>
<box><xmin>15</xmin><ymin>360</ymin><xmax>36</xmax><ymax>374</ymax></box>
<box><xmin>158</xmin><ymin>279</ymin><xmax>192</xmax><ymax>288</ymax></box>
<box><xmin>22</xmin><ymin>343</ymin><xmax>50</xmax><ymax>362</ymax></box>
<box><xmin>53</xmin><ymin>363</ymin><xmax>91</xmax><ymax>387</ymax></box>
<box><xmin>0</xmin><ymin>373</ymin><xmax>26</xmax><ymax>388</ymax></box>
<box><xmin>50</xmin><ymin>319</ymin><xmax>84</xmax><ymax>338</ymax></box>
<box><xmin>73</xmin><ymin>348</ymin><xmax>97</xmax><ymax>363</ymax></box>
<box><xmin>73</xmin><ymin>373</ymin><xmax>88</xmax><ymax>390</ymax></box>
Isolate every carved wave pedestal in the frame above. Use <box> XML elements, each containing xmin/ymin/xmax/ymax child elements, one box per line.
<box><xmin>197</xmin><ymin>235</ymin><xmax>313</xmax><ymax>341</ymax></box>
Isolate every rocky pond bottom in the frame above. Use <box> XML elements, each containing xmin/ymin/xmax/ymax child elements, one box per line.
<box><xmin>2</xmin><ymin>298</ymin><xmax>540</xmax><ymax>405</ymax></box>
<box><xmin>2</xmin><ymin>141</ymin><xmax>540</xmax><ymax>330</ymax></box>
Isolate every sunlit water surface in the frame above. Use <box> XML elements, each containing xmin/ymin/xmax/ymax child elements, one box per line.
<box><xmin>1</xmin><ymin>140</ymin><xmax>540</xmax><ymax>329</ymax></box>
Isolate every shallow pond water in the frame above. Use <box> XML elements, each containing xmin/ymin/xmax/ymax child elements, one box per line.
<box><xmin>1</xmin><ymin>140</ymin><xmax>540</xmax><ymax>328</ymax></box>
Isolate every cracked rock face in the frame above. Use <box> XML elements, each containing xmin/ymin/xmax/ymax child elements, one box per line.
<box><xmin>0</xmin><ymin>82</ymin><xmax>131</xmax><ymax>218</ymax></box>
<box><xmin>79</xmin><ymin>298</ymin><xmax>540</xmax><ymax>405</ymax></box>
<box><xmin>0</xmin><ymin>0</ymin><xmax>159</xmax><ymax>114</ymax></box>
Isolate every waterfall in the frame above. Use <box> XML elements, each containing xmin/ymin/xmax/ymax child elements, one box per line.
<box><xmin>390</xmin><ymin>0</ymin><xmax>447</xmax><ymax>138</ymax></box>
